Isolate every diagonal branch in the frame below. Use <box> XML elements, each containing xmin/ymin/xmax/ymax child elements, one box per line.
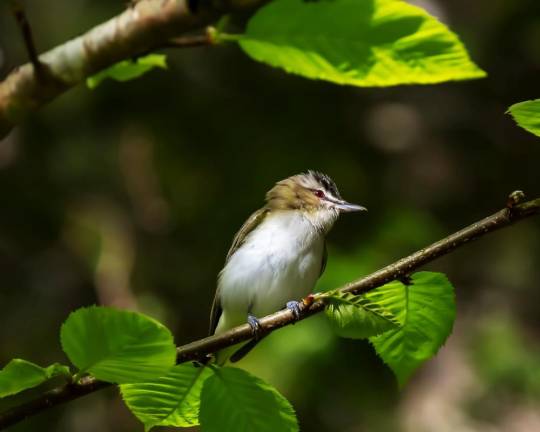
<box><xmin>0</xmin><ymin>0</ymin><xmax>266</xmax><ymax>139</ymax></box>
<box><xmin>1</xmin><ymin>193</ymin><xmax>539</xmax><ymax>430</ymax></box>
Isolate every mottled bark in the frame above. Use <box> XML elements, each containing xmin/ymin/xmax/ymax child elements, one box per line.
<box><xmin>0</xmin><ymin>0</ymin><xmax>263</xmax><ymax>138</ymax></box>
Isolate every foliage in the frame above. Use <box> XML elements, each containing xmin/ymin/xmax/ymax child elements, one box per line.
<box><xmin>200</xmin><ymin>367</ymin><xmax>299</xmax><ymax>432</ymax></box>
<box><xmin>86</xmin><ymin>54</ymin><xmax>167</xmax><ymax>89</ymax></box>
<box><xmin>325</xmin><ymin>291</ymin><xmax>400</xmax><ymax>338</ymax></box>
<box><xmin>236</xmin><ymin>0</ymin><xmax>485</xmax><ymax>87</ymax></box>
<box><xmin>508</xmin><ymin>99</ymin><xmax>540</xmax><ymax>138</ymax></box>
<box><xmin>0</xmin><ymin>359</ymin><xmax>70</xmax><ymax>398</ymax></box>
<box><xmin>324</xmin><ymin>272</ymin><xmax>456</xmax><ymax>386</ymax></box>
<box><xmin>89</xmin><ymin>0</ymin><xmax>485</xmax><ymax>90</ymax></box>
<box><xmin>4</xmin><ymin>0</ymin><xmax>527</xmax><ymax>429</ymax></box>
<box><xmin>0</xmin><ymin>271</ymin><xmax>454</xmax><ymax>429</ymax></box>
<box><xmin>121</xmin><ymin>364</ymin><xmax>212</xmax><ymax>431</ymax></box>
<box><xmin>368</xmin><ymin>272</ymin><xmax>456</xmax><ymax>386</ymax></box>
<box><xmin>60</xmin><ymin>306</ymin><xmax>176</xmax><ymax>383</ymax></box>
<box><xmin>0</xmin><ymin>307</ymin><xmax>298</xmax><ymax>431</ymax></box>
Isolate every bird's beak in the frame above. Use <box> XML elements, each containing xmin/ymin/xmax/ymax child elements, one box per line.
<box><xmin>333</xmin><ymin>200</ymin><xmax>367</xmax><ymax>213</ymax></box>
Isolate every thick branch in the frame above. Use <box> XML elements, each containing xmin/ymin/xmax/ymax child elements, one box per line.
<box><xmin>1</xmin><ymin>194</ymin><xmax>539</xmax><ymax>430</ymax></box>
<box><xmin>0</xmin><ymin>0</ymin><xmax>264</xmax><ymax>139</ymax></box>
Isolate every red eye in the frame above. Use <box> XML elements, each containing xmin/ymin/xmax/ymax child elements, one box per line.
<box><xmin>314</xmin><ymin>189</ymin><xmax>325</xmax><ymax>198</ymax></box>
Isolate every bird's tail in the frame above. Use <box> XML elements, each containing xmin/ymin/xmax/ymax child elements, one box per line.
<box><xmin>213</xmin><ymin>336</ymin><xmax>266</xmax><ymax>365</ymax></box>
<box><xmin>214</xmin><ymin>345</ymin><xmax>237</xmax><ymax>366</ymax></box>
<box><xmin>230</xmin><ymin>335</ymin><xmax>266</xmax><ymax>363</ymax></box>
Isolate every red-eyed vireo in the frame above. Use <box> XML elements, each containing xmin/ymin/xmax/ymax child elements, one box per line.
<box><xmin>209</xmin><ymin>171</ymin><xmax>366</xmax><ymax>363</ymax></box>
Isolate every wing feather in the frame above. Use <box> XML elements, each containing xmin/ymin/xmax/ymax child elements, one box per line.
<box><xmin>208</xmin><ymin>208</ymin><xmax>269</xmax><ymax>335</ymax></box>
<box><xmin>225</xmin><ymin>208</ymin><xmax>269</xmax><ymax>262</ymax></box>
<box><xmin>320</xmin><ymin>240</ymin><xmax>328</xmax><ymax>277</ymax></box>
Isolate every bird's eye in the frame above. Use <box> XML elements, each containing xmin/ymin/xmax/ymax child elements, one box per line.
<box><xmin>314</xmin><ymin>189</ymin><xmax>325</xmax><ymax>198</ymax></box>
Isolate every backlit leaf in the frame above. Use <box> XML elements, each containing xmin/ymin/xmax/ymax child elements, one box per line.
<box><xmin>325</xmin><ymin>291</ymin><xmax>400</xmax><ymax>339</ymax></box>
<box><xmin>60</xmin><ymin>306</ymin><xmax>176</xmax><ymax>384</ymax></box>
<box><xmin>200</xmin><ymin>367</ymin><xmax>298</xmax><ymax>432</ymax></box>
<box><xmin>0</xmin><ymin>359</ymin><xmax>70</xmax><ymax>398</ymax></box>
<box><xmin>121</xmin><ymin>364</ymin><xmax>212</xmax><ymax>431</ymax></box>
<box><xmin>508</xmin><ymin>99</ymin><xmax>540</xmax><ymax>138</ymax></box>
<box><xmin>86</xmin><ymin>54</ymin><xmax>167</xmax><ymax>89</ymax></box>
<box><xmin>369</xmin><ymin>272</ymin><xmax>456</xmax><ymax>386</ymax></box>
<box><xmin>238</xmin><ymin>0</ymin><xmax>485</xmax><ymax>87</ymax></box>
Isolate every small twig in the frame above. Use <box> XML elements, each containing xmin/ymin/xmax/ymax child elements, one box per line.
<box><xmin>162</xmin><ymin>30</ymin><xmax>215</xmax><ymax>49</ymax></box>
<box><xmin>9</xmin><ymin>0</ymin><xmax>45</xmax><ymax>80</ymax></box>
<box><xmin>137</xmin><ymin>28</ymin><xmax>215</xmax><ymax>58</ymax></box>
<box><xmin>0</xmin><ymin>0</ymin><xmax>265</xmax><ymax>139</ymax></box>
<box><xmin>1</xmin><ymin>193</ymin><xmax>539</xmax><ymax>430</ymax></box>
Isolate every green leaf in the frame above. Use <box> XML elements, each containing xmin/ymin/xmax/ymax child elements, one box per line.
<box><xmin>200</xmin><ymin>367</ymin><xmax>298</xmax><ymax>432</ymax></box>
<box><xmin>60</xmin><ymin>306</ymin><xmax>176</xmax><ymax>384</ymax></box>
<box><xmin>507</xmin><ymin>99</ymin><xmax>540</xmax><ymax>138</ymax></box>
<box><xmin>0</xmin><ymin>359</ymin><xmax>70</xmax><ymax>398</ymax></box>
<box><xmin>325</xmin><ymin>291</ymin><xmax>400</xmax><ymax>339</ymax></box>
<box><xmin>86</xmin><ymin>54</ymin><xmax>167</xmax><ymax>89</ymax></box>
<box><xmin>121</xmin><ymin>364</ymin><xmax>212</xmax><ymax>431</ymax></box>
<box><xmin>237</xmin><ymin>0</ymin><xmax>485</xmax><ymax>87</ymax></box>
<box><xmin>369</xmin><ymin>272</ymin><xmax>456</xmax><ymax>386</ymax></box>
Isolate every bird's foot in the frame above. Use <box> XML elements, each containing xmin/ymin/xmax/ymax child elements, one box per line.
<box><xmin>286</xmin><ymin>301</ymin><xmax>302</xmax><ymax>321</ymax></box>
<box><xmin>247</xmin><ymin>314</ymin><xmax>263</xmax><ymax>340</ymax></box>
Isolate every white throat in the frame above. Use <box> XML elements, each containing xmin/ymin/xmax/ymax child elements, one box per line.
<box><xmin>303</xmin><ymin>208</ymin><xmax>339</xmax><ymax>234</ymax></box>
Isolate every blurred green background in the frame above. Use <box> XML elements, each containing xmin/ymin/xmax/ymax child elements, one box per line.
<box><xmin>1</xmin><ymin>0</ymin><xmax>540</xmax><ymax>431</ymax></box>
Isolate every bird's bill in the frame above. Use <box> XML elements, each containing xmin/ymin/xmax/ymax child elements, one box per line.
<box><xmin>333</xmin><ymin>200</ymin><xmax>367</xmax><ymax>213</ymax></box>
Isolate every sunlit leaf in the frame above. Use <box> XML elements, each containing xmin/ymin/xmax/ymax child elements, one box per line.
<box><xmin>369</xmin><ymin>272</ymin><xmax>456</xmax><ymax>386</ymax></box>
<box><xmin>200</xmin><ymin>367</ymin><xmax>298</xmax><ymax>432</ymax></box>
<box><xmin>60</xmin><ymin>306</ymin><xmax>176</xmax><ymax>383</ymax></box>
<box><xmin>508</xmin><ymin>99</ymin><xmax>540</xmax><ymax>138</ymax></box>
<box><xmin>86</xmin><ymin>54</ymin><xmax>167</xmax><ymax>89</ymax></box>
<box><xmin>325</xmin><ymin>291</ymin><xmax>400</xmax><ymax>339</ymax></box>
<box><xmin>121</xmin><ymin>364</ymin><xmax>212</xmax><ymax>431</ymax></box>
<box><xmin>237</xmin><ymin>0</ymin><xmax>485</xmax><ymax>87</ymax></box>
<box><xmin>0</xmin><ymin>359</ymin><xmax>70</xmax><ymax>398</ymax></box>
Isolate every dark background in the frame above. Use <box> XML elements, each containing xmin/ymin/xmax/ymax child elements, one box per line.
<box><xmin>1</xmin><ymin>0</ymin><xmax>540</xmax><ymax>430</ymax></box>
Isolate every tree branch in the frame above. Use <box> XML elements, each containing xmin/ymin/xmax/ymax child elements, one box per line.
<box><xmin>161</xmin><ymin>32</ymin><xmax>215</xmax><ymax>49</ymax></box>
<box><xmin>0</xmin><ymin>0</ymin><xmax>264</xmax><ymax>139</ymax></box>
<box><xmin>1</xmin><ymin>193</ymin><xmax>539</xmax><ymax>430</ymax></box>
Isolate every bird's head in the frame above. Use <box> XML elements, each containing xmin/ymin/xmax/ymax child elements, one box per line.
<box><xmin>265</xmin><ymin>170</ymin><xmax>366</xmax><ymax>231</ymax></box>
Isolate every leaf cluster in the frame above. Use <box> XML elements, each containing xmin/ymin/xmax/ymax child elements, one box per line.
<box><xmin>0</xmin><ymin>271</ymin><xmax>455</xmax><ymax>430</ymax></box>
<box><xmin>325</xmin><ymin>272</ymin><xmax>456</xmax><ymax>386</ymax></box>
<box><xmin>0</xmin><ymin>306</ymin><xmax>298</xmax><ymax>431</ymax></box>
<box><xmin>87</xmin><ymin>0</ymin><xmax>485</xmax><ymax>88</ymax></box>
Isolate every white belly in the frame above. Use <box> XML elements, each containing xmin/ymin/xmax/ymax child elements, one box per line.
<box><xmin>215</xmin><ymin>211</ymin><xmax>324</xmax><ymax>334</ymax></box>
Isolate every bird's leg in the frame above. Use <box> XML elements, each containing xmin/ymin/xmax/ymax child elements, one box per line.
<box><xmin>287</xmin><ymin>294</ymin><xmax>315</xmax><ymax>321</ymax></box>
<box><xmin>286</xmin><ymin>301</ymin><xmax>302</xmax><ymax>320</ymax></box>
<box><xmin>247</xmin><ymin>313</ymin><xmax>263</xmax><ymax>340</ymax></box>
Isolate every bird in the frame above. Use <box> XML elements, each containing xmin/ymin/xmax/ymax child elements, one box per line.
<box><xmin>209</xmin><ymin>170</ymin><xmax>366</xmax><ymax>363</ymax></box>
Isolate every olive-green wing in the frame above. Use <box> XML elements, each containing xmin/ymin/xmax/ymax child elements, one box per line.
<box><xmin>225</xmin><ymin>207</ymin><xmax>269</xmax><ymax>262</ymax></box>
<box><xmin>320</xmin><ymin>240</ymin><xmax>328</xmax><ymax>277</ymax></box>
<box><xmin>208</xmin><ymin>293</ymin><xmax>223</xmax><ymax>336</ymax></box>
<box><xmin>208</xmin><ymin>208</ymin><xmax>269</xmax><ymax>335</ymax></box>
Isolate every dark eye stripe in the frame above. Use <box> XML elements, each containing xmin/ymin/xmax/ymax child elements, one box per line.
<box><xmin>308</xmin><ymin>170</ymin><xmax>342</xmax><ymax>199</ymax></box>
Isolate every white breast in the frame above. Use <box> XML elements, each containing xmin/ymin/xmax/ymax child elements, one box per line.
<box><xmin>215</xmin><ymin>211</ymin><xmax>325</xmax><ymax>334</ymax></box>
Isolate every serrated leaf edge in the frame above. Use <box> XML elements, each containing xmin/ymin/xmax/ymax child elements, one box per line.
<box><xmin>325</xmin><ymin>291</ymin><xmax>401</xmax><ymax>328</ymax></box>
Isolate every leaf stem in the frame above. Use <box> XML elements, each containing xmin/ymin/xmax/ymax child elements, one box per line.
<box><xmin>213</xmin><ymin>32</ymin><xmax>242</xmax><ymax>43</ymax></box>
